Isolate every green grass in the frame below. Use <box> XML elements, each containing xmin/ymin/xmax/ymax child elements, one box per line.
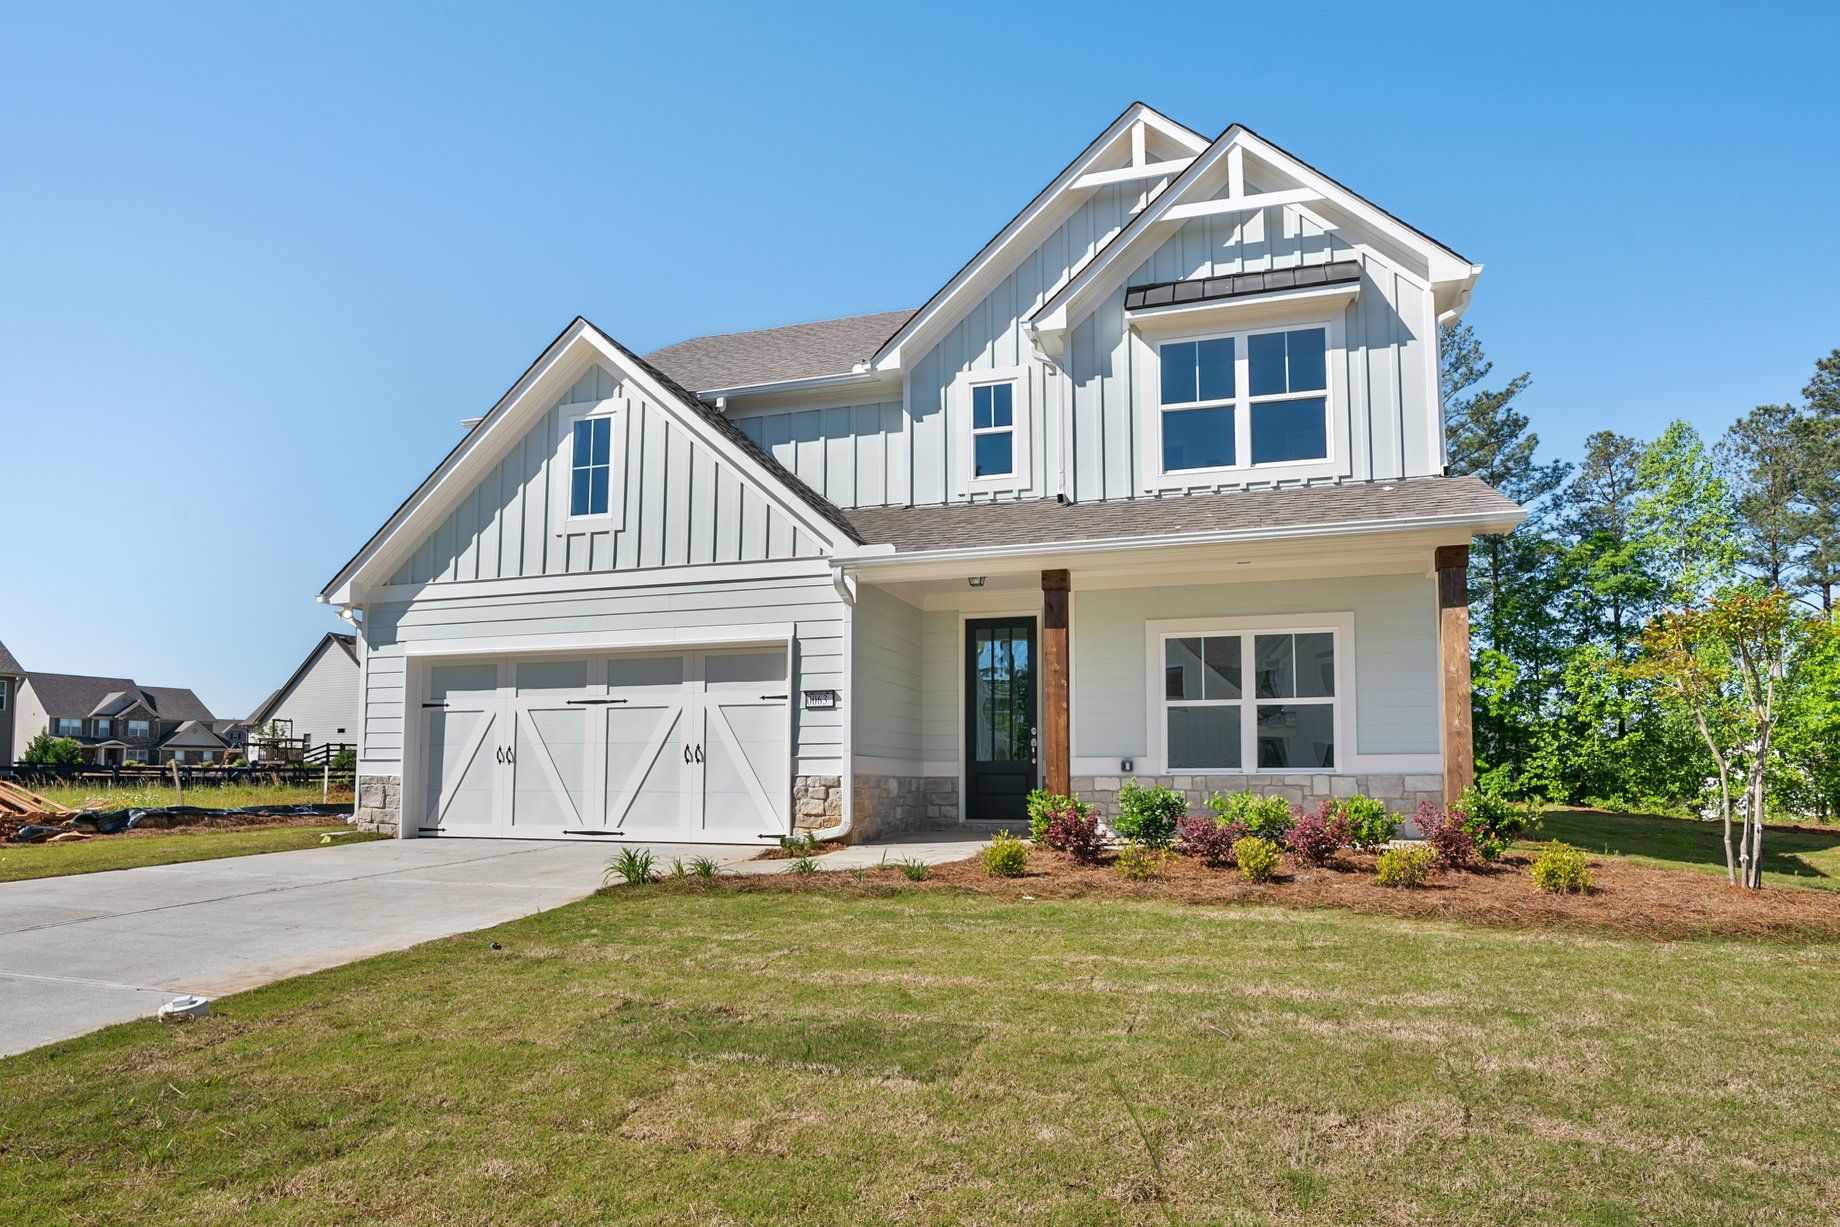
<box><xmin>0</xmin><ymin>825</ymin><xmax>383</xmax><ymax>883</ymax></box>
<box><xmin>1535</xmin><ymin>808</ymin><xmax>1840</xmax><ymax>891</ymax></box>
<box><xmin>4</xmin><ymin>884</ymin><xmax>1839</xmax><ymax>1223</ymax></box>
<box><xmin>27</xmin><ymin>780</ymin><xmax>353</xmax><ymax>811</ymax></box>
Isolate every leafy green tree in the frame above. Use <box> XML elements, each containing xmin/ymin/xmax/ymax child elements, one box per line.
<box><xmin>1631</xmin><ymin>421</ymin><xmax>1740</xmax><ymax>609</ymax></box>
<box><xmin>1774</xmin><ymin>626</ymin><xmax>1840</xmax><ymax>821</ymax></box>
<box><xmin>21</xmin><ymin>734</ymin><xmax>82</xmax><ymax>765</ymax></box>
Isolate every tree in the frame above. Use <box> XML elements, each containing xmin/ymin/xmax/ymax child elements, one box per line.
<box><xmin>1798</xmin><ymin>350</ymin><xmax>1840</xmax><ymax>611</ymax></box>
<box><xmin>1631</xmin><ymin>421</ymin><xmax>1740</xmax><ymax>610</ymax></box>
<box><xmin>1720</xmin><ymin>402</ymin><xmax>1812</xmax><ymax>590</ymax></box>
<box><xmin>21</xmin><ymin>734</ymin><xmax>82</xmax><ymax>766</ymax></box>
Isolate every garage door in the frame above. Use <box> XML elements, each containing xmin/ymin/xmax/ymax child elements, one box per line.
<box><xmin>417</xmin><ymin>648</ymin><xmax>791</xmax><ymax>842</ymax></box>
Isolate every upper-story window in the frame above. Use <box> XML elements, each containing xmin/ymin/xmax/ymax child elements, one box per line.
<box><xmin>955</xmin><ymin>367</ymin><xmax>1032</xmax><ymax>495</ymax></box>
<box><xmin>93</xmin><ymin>719</ymin><xmax>111</xmax><ymax>737</ymax></box>
<box><xmin>1157</xmin><ymin>324</ymin><xmax>1331</xmax><ymax>476</ymax></box>
<box><xmin>54</xmin><ymin>718</ymin><xmax>82</xmax><ymax>737</ymax></box>
<box><xmin>570</xmin><ymin>416</ymin><xmax>613</xmax><ymax>516</ymax></box>
<box><xmin>128</xmin><ymin>719</ymin><xmax>151</xmax><ymax>738</ymax></box>
<box><xmin>0</xmin><ymin>680</ymin><xmax>7</xmax><ymax>711</ymax></box>
<box><xmin>554</xmin><ymin>399</ymin><xmax>625</xmax><ymax>532</ymax></box>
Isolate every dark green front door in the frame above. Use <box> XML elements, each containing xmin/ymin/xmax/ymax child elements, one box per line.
<box><xmin>965</xmin><ymin>616</ymin><xmax>1037</xmax><ymax>823</ymax></box>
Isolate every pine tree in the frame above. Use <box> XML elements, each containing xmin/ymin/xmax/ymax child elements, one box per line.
<box><xmin>1720</xmin><ymin>402</ymin><xmax>1810</xmax><ymax>591</ymax></box>
<box><xmin>1799</xmin><ymin>350</ymin><xmax>1840</xmax><ymax>611</ymax></box>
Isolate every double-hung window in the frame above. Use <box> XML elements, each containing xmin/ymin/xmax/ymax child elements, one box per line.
<box><xmin>956</xmin><ymin>367</ymin><xmax>1031</xmax><ymax>494</ymax></box>
<box><xmin>1157</xmin><ymin>324</ymin><xmax>1331</xmax><ymax>475</ymax></box>
<box><xmin>1158</xmin><ymin>626</ymin><xmax>1339</xmax><ymax>770</ymax></box>
<box><xmin>554</xmin><ymin>399</ymin><xmax>625</xmax><ymax>531</ymax></box>
<box><xmin>54</xmin><ymin>718</ymin><xmax>82</xmax><ymax>737</ymax></box>
<box><xmin>971</xmin><ymin>382</ymin><xmax>1016</xmax><ymax>479</ymax></box>
<box><xmin>128</xmin><ymin>719</ymin><xmax>151</xmax><ymax>739</ymax></box>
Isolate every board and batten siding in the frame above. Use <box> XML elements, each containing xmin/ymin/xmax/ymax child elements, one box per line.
<box><xmin>358</xmin><ymin>572</ymin><xmax>847</xmax><ymax>769</ymax></box>
<box><xmin>1071</xmin><ymin>573</ymin><xmax>1440</xmax><ymax>764</ymax></box>
<box><xmin>390</xmin><ymin>365</ymin><xmax>820</xmax><ymax>587</ymax></box>
<box><xmin>732</xmin><ymin>402</ymin><xmax>909</xmax><ymax>509</ymax></box>
<box><xmin>265</xmin><ymin>643</ymin><xmax>359</xmax><ymax>748</ymax></box>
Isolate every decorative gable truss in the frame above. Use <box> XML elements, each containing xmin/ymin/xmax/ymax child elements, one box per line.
<box><xmin>320</xmin><ymin>319</ymin><xmax>863</xmax><ymax>607</ymax></box>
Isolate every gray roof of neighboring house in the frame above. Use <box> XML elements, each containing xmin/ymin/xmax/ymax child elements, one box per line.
<box><xmin>643</xmin><ymin>309</ymin><xmax>914</xmax><ymax>394</ymax></box>
<box><xmin>0</xmin><ymin>640</ymin><xmax>22</xmax><ymax>676</ymax></box>
<box><xmin>160</xmin><ymin>720</ymin><xmax>228</xmax><ymax>749</ymax></box>
<box><xmin>23</xmin><ymin>672</ymin><xmax>215</xmax><ymax>722</ymax></box>
<box><xmin>844</xmin><ymin>475</ymin><xmax>1521</xmax><ymax>555</ymax></box>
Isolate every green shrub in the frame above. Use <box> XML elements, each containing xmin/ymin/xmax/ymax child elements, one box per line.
<box><xmin>21</xmin><ymin>734</ymin><xmax>82</xmax><ymax>766</ymax></box>
<box><xmin>689</xmin><ymin>856</ymin><xmax>721</xmax><ymax>880</ymax></box>
<box><xmin>1453</xmin><ymin>787</ymin><xmax>1540</xmax><ymax>862</ymax></box>
<box><xmin>606</xmin><ymin>847</ymin><xmax>657</xmax><ymax>886</ymax></box>
<box><xmin>1530</xmin><ymin>843</ymin><xmax>1594</xmax><ymax>894</ymax></box>
<box><xmin>898</xmin><ymin>857</ymin><xmax>930</xmax><ymax>882</ymax></box>
<box><xmin>1336</xmin><ymin>795</ymin><xmax>1399</xmax><ymax>850</ymax></box>
<box><xmin>668</xmin><ymin>857</ymin><xmax>690</xmax><ymax>880</ymax></box>
<box><xmin>1114</xmin><ymin>841</ymin><xmax>1171</xmax><ymax>881</ymax></box>
<box><xmin>1026</xmin><ymin>790</ymin><xmax>1090</xmax><ymax>842</ymax></box>
<box><xmin>780</xmin><ymin>831</ymin><xmax>819</xmax><ymax>856</ymax></box>
<box><xmin>1374</xmin><ymin>846</ymin><xmax>1436</xmax><ymax>888</ymax></box>
<box><xmin>1233</xmin><ymin>835</ymin><xmax>1281</xmax><ymax>882</ymax></box>
<box><xmin>981</xmin><ymin>831</ymin><xmax>1031</xmax><ymax>878</ymax></box>
<box><xmin>1208</xmin><ymin>791</ymin><xmax>1295</xmax><ymax>841</ymax></box>
<box><xmin>1112</xmin><ymin>779</ymin><xmax>1186</xmax><ymax>848</ymax></box>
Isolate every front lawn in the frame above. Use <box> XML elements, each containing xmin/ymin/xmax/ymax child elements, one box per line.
<box><xmin>1536</xmin><ymin>807</ymin><xmax>1840</xmax><ymax>891</ymax></box>
<box><xmin>0</xmin><ymin>825</ymin><xmax>383</xmax><ymax>884</ymax></box>
<box><xmin>4</xmin><ymin>881</ymin><xmax>1838</xmax><ymax>1223</ymax></box>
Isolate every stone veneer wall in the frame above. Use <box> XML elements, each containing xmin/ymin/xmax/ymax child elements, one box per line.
<box><xmin>843</xmin><ymin>774</ymin><xmax>958</xmax><ymax>843</ymax></box>
<box><xmin>792</xmin><ymin>774</ymin><xmax>844</xmax><ymax>833</ymax></box>
<box><xmin>354</xmin><ymin>775</ymin><xmax>402</xmax><ymax>835</ymax></box>
<box><xmin>1072</xmin><ymin>773</ymin><xmax>1444</xmax><ymax>820</ymax></box>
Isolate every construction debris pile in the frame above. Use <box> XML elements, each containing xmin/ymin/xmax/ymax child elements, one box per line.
<box><xmin>0</xmin><ymin>780</ymin><xmax>351</xmax><ymax>845</ymax></box>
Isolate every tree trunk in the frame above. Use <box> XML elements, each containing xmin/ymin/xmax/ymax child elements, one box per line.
<box><xmin>1696</xmin><ymin>713</ymin><xmax>1737</xmax><ymax>886</ymax></box>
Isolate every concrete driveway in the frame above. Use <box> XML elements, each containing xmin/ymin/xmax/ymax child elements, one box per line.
<box><xmin>0</xmin><ymin>837</ymin><xmax>758</xmax><ymax>1056</ymax></box>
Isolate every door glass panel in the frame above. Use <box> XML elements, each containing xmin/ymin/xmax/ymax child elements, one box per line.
<box><xmin>607</xmin><ymin>654</ymin><xmax>685</xmax><ymax>690</ymax></box>
<box><xmin>973</xmin><ymin>624</ymin><xmax>1032</xmax><ymax>764</ymax></box>
<box><xmin>426</xmin><ymin>708</ymin><xmax>495</xmax><ymax>828</ymax></box>
<box><xmin>704</xmin><ymin>701</ymin><xmax>787</xmax><ymax>834</ymax></box>
<box><xmin>516</xmin><ymin>659</ymin><xmax>588</xmax><ymax>694</ymax></box>
<box><xmin>512</xmin><ymin>707</ymin><xmax>588</xmax><ymax>829</ymax></box>
<box><xmin>430</xmin><ymin>662</ymin><xmax>497</xmax><ymax>701</ymax></box>
<box><xmin>704</xmin><ymin>651</ymin><xmax>787</xmax><ymax>690</ymax></box>
<box><xmin>605</xmin><ymin>703</ymin><xmax>690</xmax><ymax>831</ymax></box>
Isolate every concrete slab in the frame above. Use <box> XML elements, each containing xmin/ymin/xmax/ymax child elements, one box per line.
<box><xmin>728</xmin><ymin>830</ymin><xmax>991</xmax><ymax>876</ymax></box>
<box><xmin>0</xmin><ymin>837</ymin><xmax>757</xmax><ymax>1057</ymax></box>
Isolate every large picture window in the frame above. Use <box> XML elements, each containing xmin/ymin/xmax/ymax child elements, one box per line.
<box><xmin>1159</xmin><ymin>628</ymin><xmax>1338</xmax><ymax>770</ymax></box>
<box><xmin>1157</xmin><ymin>324</ymin><xmax>1330</xmax><ymax>474</ymax></box>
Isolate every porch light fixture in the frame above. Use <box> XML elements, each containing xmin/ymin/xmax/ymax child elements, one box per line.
<box><xmin>968</xmin><ymin>576</ymin><xmax>986</xmax><ymax>588</ymax></box>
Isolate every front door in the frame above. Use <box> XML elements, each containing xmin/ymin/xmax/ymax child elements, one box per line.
<box><xmin>964</xmin><ymin>617</ymin><xmax>1038</xmax><ymax>823</ymax></box>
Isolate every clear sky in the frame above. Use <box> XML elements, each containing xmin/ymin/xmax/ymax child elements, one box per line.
<box><xmin>2</xmin><ymin>2</ymin><xmax>1836</xmax><ymax>717</ymax></box>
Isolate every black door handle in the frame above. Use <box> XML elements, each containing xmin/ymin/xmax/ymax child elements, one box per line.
<box><xmin>684</xmin><ymin>745</ymin><xmax>692</xmax><ymax>763</ymax></box>
<box><xmin>694</xmin><ymin>744</ymin><xmax>705</xmax><ymax>764</ymax></box>
<box><xmin>495</xmin><ymin>747</ymin><xmax>503</xmax><ymax>764</ymax></box>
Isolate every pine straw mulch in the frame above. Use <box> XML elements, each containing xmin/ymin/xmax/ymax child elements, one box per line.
<box><xmin>711</xmin><ymin>846</ymin><xmax>1840</xmax><ymax>943</ymax></box>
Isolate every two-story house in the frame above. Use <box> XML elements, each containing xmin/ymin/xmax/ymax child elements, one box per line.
<box><xmin>10</xmin><ymin>664</ymin><xmax>236</xmax><ymax>765</ymax></box>
<box><xmin>0</xmin><ymin>640</ymin><xmax>24</xmax><ymax>765</ymax></box>
<box><xmin>246</xmin><ymin>632</ymin><xmax>360</xmax><ymax>761</ymax></box>
<box><xmin>321</xmin><ymin>105</ymin><xmax>1523</xmax><ymax>845</ymax></box>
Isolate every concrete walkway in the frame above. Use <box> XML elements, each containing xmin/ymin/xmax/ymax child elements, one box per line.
<box><xmin>0</xmin><ymin>837</ymin><xmax>758</xmax><ymax>1056</ymax></box>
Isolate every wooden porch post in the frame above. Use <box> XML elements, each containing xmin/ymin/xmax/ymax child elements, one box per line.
<box><xmin>1041</xmin><ymin>568</ymin><xmax>1071</xmax><ymax>797</ymax></box>
<box><xmin>1435</xmin><ymin>544</ymin><xmax>1473</xmax><ymax>807</ymax></box>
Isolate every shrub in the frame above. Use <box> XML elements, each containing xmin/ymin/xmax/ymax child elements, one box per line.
<box><xmin>668</xmin><ymin>857</ymin><xmax>690</xmax><ymax>880</ymax></box>
<box><xmin>1026</xmin><ymin>790</ymin><xmax>1090</xmax><ymax>843</ymax></box>
<box><xmin>1041</xmin><ymin>808</ymin><xmax>1106</xmax><ymax>863</ymax></box>
<box><xmin>981</xmin><ymin>831</ymin><xmax>1031</xmax><ymax>878</ymax></box>
<box><xmin>1176</xmin><ymin>811</ymin><xmax>1245</xmax><ymax>867</ymax></box>
<box><xmin>1234</xmin><ymin>836</ymin><xmax>1281</xmax><ymax>882</ymax></box>
<box><xmin>1207</xmin><ymin>790</ymin><xmax>1295</xmax><ymax>841</ymax></box>
<box><xmin>21</xmin><ymin>734</ymin><xmax>82</xmax><ymax>766</ymax></box>
<box><xmin>689</xmin><ymin>856</ymin><xmax>721</xmax><ymax>879</ymax></box>
<box><xmin>1375</xmin><ymin>846</ymin><xmax>1436</xmax><ymax>888</ymax></box>
<box><xmin>329</xmin><ymin>747</ymin><xmax>357</xmax><ymax>773</ymax></box>
<box><xmin>1285</xmin><ymin>802</ymin><xmax>1349</xmax><ymax>866</ymax></box>
<box><xmin>779</xmin><ymin>832</ymin><xmax>819</xmax><ymax>856</ymax></box>
<box><xmin>898</xmin><ymin>857</ymin><xmax>930</xmax><ymax>881</ymax></box>
<box><xmin>1336</xmin><ymin>794</ymin><xmax>1399</xmax><ymax>850</ymax></box>
<box><xmin>1452</xmin><ymin>787</ymin><xmax>1541</xmax><ymax>862</ymax></box>
<box><xmin>606</xmin><ymin>847</ymin><xmax>657</xmax><ymax>886</ymax></box>
<box><xmin>786</xmin><ymin>856</ymin><xmax>819</xmax><ymax>874</ymax></box>
<box><xmin>1112</xmin><ymin>779</ymin><xmax>1186</xmax><ymax>848</ymax></box>
<box><xmin>1114</xmin><ymin>841</ymin><xmax>1171</xmax><ymax>881</ymax></box>
<box><xmin>1530</xmin><ymin>843</ymin><xmax>1594</xmax><ymax>894</ymax></box>
<box><xmin>1413</xmin><ymin>801</ymin><xmax>1477</xmax><ymax>869</ymax></box>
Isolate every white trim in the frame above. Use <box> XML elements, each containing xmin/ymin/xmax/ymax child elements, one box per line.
<box><xmin>552</xmin><ymin>399</ymin><xmax>626</xmax><ymax>534</ymax></box>
<box><xmin>1161</xmin><ymin>187</ymin><xmax>1322</xmax><ymax>222</ymax></box>
<box><xmin>952</xmin><ymin>365</ymin><xmax>1032</xmax><ymax>496</ymax></box>
<box><xmin>1071</xmin><ymin>158</ymin><xmax>1194</xmax><ymax>190</ymax></box>
<box><xmin>1144</xmin><ymin>613</ymin><xmax>1354</xmax><ymax>775</ymax></box>
<box><xmin>366</xmin><ymin>556</ymin><xmax>832</xmax><ymax>605</ymax></box>
<box><xmin>398</xmin><ymin>622</ymin><xmax>796</xmax><ymax>660</ymax></box>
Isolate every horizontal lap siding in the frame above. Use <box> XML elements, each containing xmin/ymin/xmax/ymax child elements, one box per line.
<box><xmin>390</xmin><ymin>365</ymin><xmax>816</xmax><ymax>586</ymax></box>
<box><xmin>851</xmin><ymin>587</ymin><xmax>924</xmax><ymax>762</ymax></box>
<box><xmin>1071</xmin><ymin>574</ymin><xmax>1438</xmax><ymax>760</ymax></box>
<box><xmin>361</xmin><ymin>574</ymin><xmax>847</xmax><ymax>765</ymax></box>
<box><xmin>267</xmin><ymin>646</ymin><xmax>361</xmax><ymax>749</ymax></box>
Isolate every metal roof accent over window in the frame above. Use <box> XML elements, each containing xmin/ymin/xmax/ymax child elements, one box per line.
<box><xmin>1124</xmin><ymin>259</ymin><xmax>1362</xmax><ymax>313</ymax></box>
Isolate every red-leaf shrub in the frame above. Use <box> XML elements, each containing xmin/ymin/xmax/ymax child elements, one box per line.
<box><xmin>1176</xmin><ymin>812</ymin><xmax>1245</xmax><ymax>867</ymax></box>
<box><xmin>1285</xmin><ymin>802</ymin><xmax>1350</xmax><ymax>865</ymax></box>
<box><xmin>1041</xmin><ymin>809</ymin><xmax>1106</xmax><ymax>863</ymax></box>
<box><xmin>1413</xmin><ymin>800</ymin><xmax>1477</xmax><ymax>869</ymax></box>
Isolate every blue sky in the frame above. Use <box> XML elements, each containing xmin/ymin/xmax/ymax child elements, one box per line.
<box><xmin>3</xmin><ymin>2</ymin><xmax>1836</xmax><ymax>717</ymax></box>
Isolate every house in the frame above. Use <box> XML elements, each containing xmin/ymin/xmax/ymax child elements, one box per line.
<box><xmin>9</xmin><ymin>662</ymin><xmax>237</xmax><ymax>765</ymax></box>
<box><xmin>246</xmin><ymin>632</ymin><xmax>360</xmax><ymax>761</ymax></box>
<box><xmin>0</xmin><ymin>640</ymin><xmax>23</xmax><ymax>765</ymax></box>
<box><xmin>320</xmin><ymin>104</ymin><xmax>1524</xmax><ymax>845</ymax></box>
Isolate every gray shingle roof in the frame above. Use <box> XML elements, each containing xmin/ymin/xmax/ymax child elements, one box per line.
<box><xmin>844</xmin><ymin>475</ymin><xmax>1521</xmax><ymax>555</ymax></box>
<box><xmin>644</xmin><ymin>309</ymin><xmax>914</xmax><ymax>393</ymax></box>
<box><xmin>23</xmin><ymin>672</ymin><xmax>215</xmax><ymax>722</ymax></box>
<box><xmin>0</xmin><ymin>640</ymin><xmax>23</xmax><ymax>676</ymax></box>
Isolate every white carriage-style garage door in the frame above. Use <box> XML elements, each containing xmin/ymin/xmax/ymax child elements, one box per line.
<box><xmin>415</xmin><ymin>647</ymin><xmax>791</xmax><ymax>843</ymax></box>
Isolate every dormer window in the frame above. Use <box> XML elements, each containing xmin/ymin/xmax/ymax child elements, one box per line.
<box><xmin>971</xmin><ymin>383</ymin><xmax>1015</xmax><ymax>478</ymax></box>
<box><xmin>955</xmin><ymin>367</ymin><xmax>1032</xmax><ymax>495</ymax></box>
<box><xmin>1152</xmin><ymin>321</ymin><xmax>1336</xmax><ymax>481</ymax></box>
<box><xmin>552</xmin><ymin>396</ymin><xmax>625</xmax><ymax>532</ymax></box>
<box><xmin>570</xmin><ymin>417</ymin><xmax>613</xmax><ymax>516</ymax></box>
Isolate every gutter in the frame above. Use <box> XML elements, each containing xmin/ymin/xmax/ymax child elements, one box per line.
<box><xmin>697</xmin><ymin>366</ymin><xmax>883</xmax><ymax>402</ymax></box>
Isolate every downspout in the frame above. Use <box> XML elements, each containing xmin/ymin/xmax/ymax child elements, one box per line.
<box><xmin>808</xmin><ymin>562</ymin><xmax>858</xmax><ymax>843</ymax></box>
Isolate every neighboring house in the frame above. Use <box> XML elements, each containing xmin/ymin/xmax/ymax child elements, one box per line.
<box><xmin>0</xmin><ymin>640</ymin><xmax>23</xmax><ymax>766</ymax></box>
<box><xmin>321</xmin><ymin>104</ymin><xmax>1524</xmax><ymax>846</ymax></box>
<box><xmin>246</xmin><ymin>632</ymin><xmax>360</xmax><ymax>761</ymax></box>
<box><xmin>10</xmin><ymin>668</ymin><xmax>229</xmax><ymax>765</ymax></box>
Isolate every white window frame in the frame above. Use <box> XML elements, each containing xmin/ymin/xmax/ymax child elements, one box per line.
<box><xmin>128</xmin><ymin>719</ymin><xmax>151</xmax><ymax>739</ymax></box>
<box><xmin>552</xmin><ymin>398</ymin><xmax>626</xmax><ymax>533</ymax></box>
<box><xmin>1132</xmin><ymin>311</ymin><xmax>1348</xmax><ymax>491</ymax></box>
<box><xmin>54</xmin><ymin>717</ymin><xmax>82</xmax><ymax>738</ymax></box>
<box><xmin>953</xmin><ymin>366</ymin><xmax>1031</xmax><ymax>496</ymax></box>
<box><xmin>1144</xmin><ymin>612</ymin><xmax>1354</xmax><ymax>774</ymax></box>
<box><xmin>0</xmin><ymin>680</ymin><xmax>7</xmax><ymax>711</ymax></box>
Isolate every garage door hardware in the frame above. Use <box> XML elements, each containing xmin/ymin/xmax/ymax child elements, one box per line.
<box><xmin>566</xmin><ymin>697</ymin><xmax>628</xmax><ymax>705</ymax></box>
<box><xmin>760</xmin><ymin>693</ymin><xmax>788</xmax><ymax>700</ymax></box>
<box><xmin>418</xmin><ymin>826</ymin><xmax>445</xmax><ymax>833</ymax></box>
<box><xmin>421</xmin><ymin>701</ymin><xmax>448</xmax><ymax>709</ymax></box>
<box><xmin>563</xmin><ymin>829</ymin><xmax>625</xmax><ymax>836</ymax></box>
<box><xmin>682</xmin><ymin>744</ymin><xmax>705</xmax><ymax>763</ymax></box>
<box><xmin>494</xmin><ymin>747</ymin><xmax>517</xmax><ymax>764</ymax></box>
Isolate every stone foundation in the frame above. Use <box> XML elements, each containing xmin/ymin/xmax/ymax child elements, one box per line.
<box><xmin>354</xmin><ymin>775</ymin><xmax>402</xmax><ymax>835</ymax></box>
<box><xmin>1071</xmin><ymin>773</ymin><xmax>1443</xmax><ymax>820</ymax></box>
<box><xmin>848</xmin><ymin>774</ymin><xmax>953</xmax><ymax>842</ymax></box>
<box><xmin>792</xmin><ymin>774</ymin><xmax>844</xmax><ymax>833</ymax></box>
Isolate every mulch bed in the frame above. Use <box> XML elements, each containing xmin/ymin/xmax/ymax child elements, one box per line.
<box><xmin>714</xmin><ymin>846</ymin><xmax>1840</xmax><ymax>942</ymax></box>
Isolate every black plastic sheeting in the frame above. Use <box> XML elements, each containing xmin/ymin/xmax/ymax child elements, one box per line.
<box><xmin>6</xmin><ymin>804</ymin><xmax>354</xmax><ymax>844</ymax></box>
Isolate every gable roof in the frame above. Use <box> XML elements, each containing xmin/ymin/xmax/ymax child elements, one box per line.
<box><xmin>645</xmin><ymin>310</ymin><xmax>913</xmax><ymax>395</ymax></box>
<box><xmin>0</xmin><ymin>640</ymin><xmax>22</xmax><ymax>676</ymax></box>
<box><xmin>160</xmin><ymin>720</ymin><xmax>229</xmax><ymax>749</ymax></box>
<box><xmin>321</xmin><ymin>317</ymin><xmax>863</xmax><ymax>604</ymax></box>
<box><xmin>249</xmin><ymin>632</ymin><xmax>359</xmax><ymax>724</ymax></box>
<box><xmin>23</xmin><ymin>672</ymin><xmax>215</xmax><ymax>722</ymax></box>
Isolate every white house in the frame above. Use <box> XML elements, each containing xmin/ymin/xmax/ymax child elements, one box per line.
<box><xmin>247</xmin><ymin>632</ymin><xmax>360</xmax><ymax>761</ymax></box>
<box><xmin>320</xmin><ymin>105</ymin><xmax>1523</xmax><ymax>845</ymax></box>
